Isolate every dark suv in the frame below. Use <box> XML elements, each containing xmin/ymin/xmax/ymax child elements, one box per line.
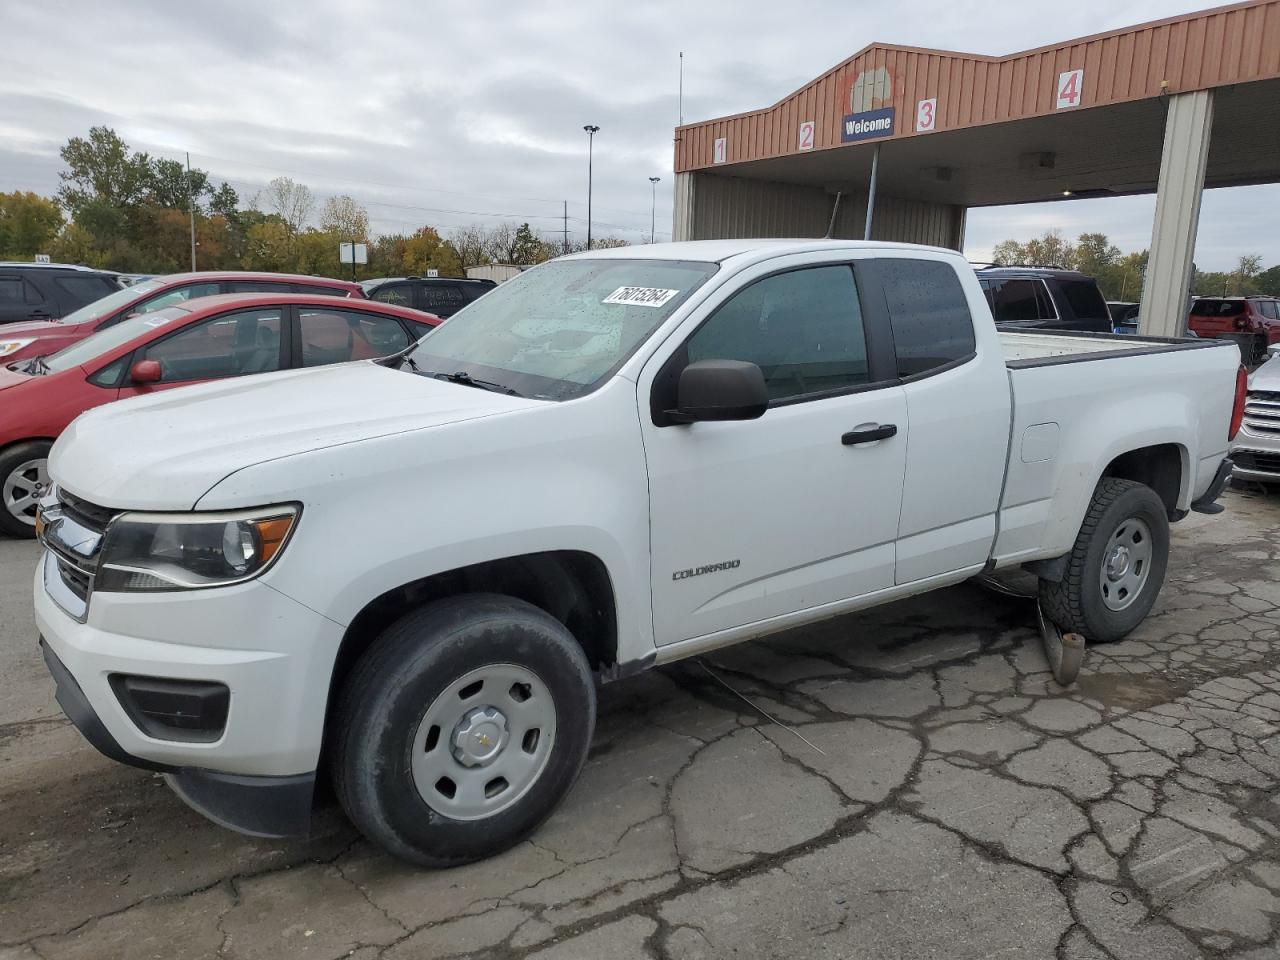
<box><xmin>362</xmin><ymin>276</ymin><xmax>496</xmax><ymax>318</ymax></box>
<box><xmin>974</xmin><ymin>266</ymin><xmax>1112</xmax><ymax>333</ymax></box>
<box><xmin>0</xmin><ymin>263</ymin><xmax>122</xmax><ymax>325</ymax></box>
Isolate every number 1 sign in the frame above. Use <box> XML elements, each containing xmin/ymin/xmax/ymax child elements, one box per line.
<box><xmin>1056</xmin><ymin>69</ymin><xmax>1083</xmax><ymax>109</ymax></box>
<box><xmin>713</xmin><ymin>137</ymin><xmax>727</xmax><ymax>164</ymax></box>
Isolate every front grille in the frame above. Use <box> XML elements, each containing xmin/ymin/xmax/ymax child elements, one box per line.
<box><xmin>1243</xmin><ymin>391</ymin><xmax>1280</xmax><ymax>436</ymax></box>
<box><xmin>1233</xmin><ymin>450</ymin><xmax>1280</xmax><ymax>476</ymax></box>
<box><xmin>58</xmin><ymin>490</ymin><xmax>117</xmax><ymax>533</ymax></box>
<box><xmin>56</xmin><ymin>557</ymin><xmax>91</xmax><ymax>600</ymax></box>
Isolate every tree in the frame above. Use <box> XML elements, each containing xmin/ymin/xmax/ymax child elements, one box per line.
<box><xmin>57</xmin><ymin>126</ymin><xmax>153</xmax><ymax>218</ymax></box>
<box><xmin>209</xmin><ymin>182</ymin><xmax>240</xmax><ymax>221</ymax></box>
<box><xmin>0</xmin><ymin>192</ymin><xmax>63</xmax><ymax>257</ymax></box>
<box><xmin>244</xmin><ymin>220</ymin><xmax>293</xmax><ymax>271</ymax></box>
<box><xmin>511</xmin><ymin>223</ymin><xmax>549</xmax><ymax>265</ymax></box>
<box><xmin>401</xmin><ymin>227</ymin><xmax>464</xmax><ymax>277</ymax></box>
<box><xmin>450</xmin><ymin>224</ymin><xmax>491</xmax><ymax>268</ymax></box>
<box><xmin>591</xmin><ymin>237</ymin><xmax>631</xmax><ymax>249</ymax></box>
<box><xmin>1256</xmin><ymin>264</ymin><xmax>1280</xmax><ymax>297</ymax></box>
<box><xmin>147</xmin><ymin>157</ymin><xmax>211</xmax><ymax>213</ymax></box>
<box><xmin>257</xmin><ymin>176</ymin><xmax>314</xmax><ymax>236</ymax></box>
<box><xmin>319</xmin><ymin>195</ymin><xmax>369</xmax><ymax>241</ymax></box>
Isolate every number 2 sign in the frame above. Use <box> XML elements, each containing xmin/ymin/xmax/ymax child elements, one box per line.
<box><xmin>798</xmin><ymin>121</ymin><xmax>815</xmax><ymax>151</ymax></box>
<box><xmin>1056</xmin><ymin>69</ymin><xmax>1083</xmax><ymax>109</ymax></box>
<box><xmin>916</xmin><ymin>98</ymin><xmax>937</xmax><ymax>133</ymax></box>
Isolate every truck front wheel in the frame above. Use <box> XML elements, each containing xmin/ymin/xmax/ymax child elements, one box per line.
<box><xmin>1039</xmin><ymin>478</ymin><xmax>1170</xmax><ymax>643</ymax></box>
<box><xmin>331</xmin><ymin>594</ymin><xmax>596</xmax><ymax>867</ymax></box>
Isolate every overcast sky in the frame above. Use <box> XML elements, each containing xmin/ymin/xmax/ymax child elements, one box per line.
<box><xmin>1</xmin><ymin>0</ymin><xmax>1273</xmax><ymax>270</ymax></box>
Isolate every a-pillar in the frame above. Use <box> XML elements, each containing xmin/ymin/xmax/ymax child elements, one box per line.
<box><xmin>1139</xmin><ymin>89</ymin><xmax>1214</xmax><ymax>338</ymax></box>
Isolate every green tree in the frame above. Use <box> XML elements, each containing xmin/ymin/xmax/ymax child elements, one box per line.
<box><xmin>1255</xmin><ymin>264</ymin><xmax>1280</xmax><ymax>297</ymax></box>
<box><xmin>402</xmin><ymin>227</ymin><xmax>464</xmax><ymax>277</ymax></box>
<box><xmin>319</xmin><ymin>195</ymin><xmax>369</xmax><ymax>241</ymax></box>
<box><xmin>0</xmin><ymin>192</ymin><xmax>63</xmax><ymax>257</ymax></box>
<box><xmin>57</xmin><ymin>126</ymin><xmax>152</xmax><ymax>219</ymax></box>
<box><xmin>147</xmin><ymin>157</ymin><xmax>211</xmax><ymax>212</ymax></box>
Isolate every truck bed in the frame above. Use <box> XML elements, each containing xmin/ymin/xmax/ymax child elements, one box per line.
<box><xmin>1000</xmin><ymin>330</ymin><xmax>1233</xmax><ymax>367</ymax></box>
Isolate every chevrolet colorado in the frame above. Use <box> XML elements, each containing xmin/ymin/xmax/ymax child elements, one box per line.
<box><xmin>34</xmin><ymin>240</ymin><xmax>1245</xmax><ymax>866</ymax></box>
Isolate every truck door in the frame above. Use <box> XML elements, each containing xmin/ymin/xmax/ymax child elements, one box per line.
<box><xmin>641</xmin><ymin>259</ymin><xmax>907</xmax><ymax>646</ymax></box>
<box><xmin>862</xmin><ymin>257</ymin><xmax>1013</xmax><ymax>584</ymax></box>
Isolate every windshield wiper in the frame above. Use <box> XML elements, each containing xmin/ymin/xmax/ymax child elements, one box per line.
<box><xmin>424</xmin><ymin>370</ymin><xmax>522</xmax><ymax>397</ymax></box>
<box><xmin>24</xmin><ymin>356</ymin><xmax>50</xmax><ymax>376</ymax></box>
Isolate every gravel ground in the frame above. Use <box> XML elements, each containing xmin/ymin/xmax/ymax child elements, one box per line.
<box><xmin>2</xmin><ymin>486</ymin><xmax>1279</xmax><ymax>959</ymax></box>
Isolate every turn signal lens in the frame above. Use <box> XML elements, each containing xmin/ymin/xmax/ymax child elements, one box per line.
<box><xmin>254</xmin><ymin>516</ymin><xmax>295</xmax><ymax>564</ymax></box>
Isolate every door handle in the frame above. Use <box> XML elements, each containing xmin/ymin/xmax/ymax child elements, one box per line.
<box><xmin>842</xmin><ymin>423</ymin><xmax>897</xmax><ymax>445</ymax></box>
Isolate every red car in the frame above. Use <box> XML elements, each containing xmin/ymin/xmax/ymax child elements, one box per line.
<box><xmin>0</xmin><ymin>272</ymin><xmax>364</xmax><ymax>365</ymax></box>
<box><xmin>1188</xmin><ymin>297</ymin><xmax>1280</xmax><ymax>364</ymax></box>
<box><xmin>0</xmin><ymin>293</ymin><xmax>439</xmax><ymax>536</ymax></box>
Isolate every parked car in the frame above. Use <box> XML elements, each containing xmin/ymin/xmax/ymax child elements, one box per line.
<box><xmin>0</xmin><ymin>294</ymin><xmax>438</xmax><ymax>536</ymax></box>
<box><xmin>0</xmin><ymin>263</ymin><xmax>124</xmax><ymax>327</ymax></box>
<box><xmin>0</xmin><ymin>271</ymin><xmax>365</xmax><ymax>364</ymax></box>
<box><xmin>34</xmin><ymin>240</ymin><xmax>1242</xmax><ymax>865</ymax></box>
<box><xmin>362</xmin><ymin>276</ymin><xmax>496</xmax><ymax>318</ymax></box>
<box><xmin>1108</xmin><ymin>301</ymin><xmax>1140</xmax><ymax>334</ymax></box>
<box><xmin>1187</xmin><ymin>296</ymin><xmax>1280</xmax><ymax>364</ymax></box>
<box><xmin>975</xmin><ymin>266</ymin><xmax>1112</xmax><ymax>333</ymax></box>
<box><xmin>1230</xmin><ymin>342</ymin><xmax>1280</xmax><ymax>484</ymax></box>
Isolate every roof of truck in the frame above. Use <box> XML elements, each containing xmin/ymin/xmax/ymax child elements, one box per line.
<box><xmin>564</xmin><ymin>238</ymin><xmax>959</xmax><ymax>265</ymax></box>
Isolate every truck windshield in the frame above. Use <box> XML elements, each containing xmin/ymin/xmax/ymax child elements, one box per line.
<box><xmin>406</xmin><ymin>258</ymin><xmax>718</xmax><ymax>400</ymax></box>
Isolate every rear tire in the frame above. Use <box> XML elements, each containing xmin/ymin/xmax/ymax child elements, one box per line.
<box><xmin>0</xmin><ymin>441</ymin><xmax>52</xmax><ymax>538</ymax></box>
<box><xmin>331</xmin><ymin>594</ymin><xmax>596</xmax><ymax>867</ymax></box>
<box><xmin>1039</xmin><ymin>478</ymin><xmax>1169</xmax><ymax>643</ymax></box>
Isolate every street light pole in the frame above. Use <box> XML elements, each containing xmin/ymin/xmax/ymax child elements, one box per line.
<box><xmin>648</xmin><ymin>177</ymin><xmax>661</xmax><ymax>244</ymax></box>
<box><xmin>583</xmin><ymin>125</ymin><xmax>599</xmax><ymax>250</ymax></box>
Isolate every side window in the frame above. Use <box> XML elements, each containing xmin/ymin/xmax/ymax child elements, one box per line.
<box><xmin>419</xmin><ymin>283</ymin><xmax>467</xmax><ymax>315</ymax></box>
<box><xmin>52</xmin><ymin>275</ymin><xmax>119</xmax><ymax>304</ymax></box>
<box><xmin>143</xmin><ymin>307</ymin><xmax>283</xmax><ymax>382</ymax></box>
<box><xmin>222</xmin><ymin>280</ymin><xmax>291</xmax><ymax>294</ymax></box>
<box><xmin>876</xmin><ymin>259</ymin><xmax>977</xmax><ymax>378</ymax></box>
<box><xmin>686</xmin><ymin>265</ymin><xmax>870</xmax><ymax>402</ymax></box>
<box><xmin>371</xmin><ymin>283</ymin><xmax>413</xmax><ymax>306</ymax></box>
<box><xmin>0</xmin><ymin>277</ymin><xmax>24</xmax><ymax>302</ymax></box>
<box><xmin>986</xmin><ymin>279</ymin><xmax>1042</xmax><ymax>324</ymax></box>
<box><xmin>295</xmin><ymin>284</ymin><xmax>351</xmax><ymax>297</ymax></box>
<box><xmin>1034</xmin><ymin>281</ymin><xmax>1058</xmax><ymax>319</ymax></box>
<box><xmin>1261</xmin><ymin>301</ymin><xmax>1279</xmax><ymax>320</ymax></box>
<box><xmin>298</xmin><ymin>308</ymin><xmax>410</xmax><ymax>366</ymax></box>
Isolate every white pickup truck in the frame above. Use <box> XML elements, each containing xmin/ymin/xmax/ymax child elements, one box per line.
<box><xmin>34</xmin><ymin>240</ymin><xmax>1245</xmax><ymax>866</ymax></box>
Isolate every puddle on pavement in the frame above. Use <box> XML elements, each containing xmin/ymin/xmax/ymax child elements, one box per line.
<box><xmin>1074</xmin><ymin>671</ymin><xmax>1195</xmax><ymax>711</ymax></box>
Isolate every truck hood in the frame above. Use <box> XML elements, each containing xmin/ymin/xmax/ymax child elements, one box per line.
<box><xmin>51</xmin><ymin>362</ymin><xmax>539</xmax><ymax>509</ymax></box>
<box><xmin>1248</xmin><ymin>356</ymin><xmax>1280</xmax><ymax>391</ymax></box>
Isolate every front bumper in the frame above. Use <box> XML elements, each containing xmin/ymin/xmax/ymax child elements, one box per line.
<box><xmin>34</xmin><ymin>553</ymin><xmax>345</xmax><ymax>835</ymax></box>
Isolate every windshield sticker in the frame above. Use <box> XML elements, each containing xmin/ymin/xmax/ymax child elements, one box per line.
<box><xmin>602</xmin><ymin>286</ymin><xmax>680</xmax><ymax>308</ymax></box>
<box><xmin>143</xmin><ymin>316</ymin><xmax>171</xmax><ymax>327</ymax></box>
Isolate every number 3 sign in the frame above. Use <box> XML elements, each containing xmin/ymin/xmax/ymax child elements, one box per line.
<box><xmin>916</xmin><ymin>98</ymin><xmax>937</xmax><ymax>133</ymax></box>
<box><xmin>1056</xmin><ymin>69</ymin><xmax>1083</xmax><ymax>109</ymax></box>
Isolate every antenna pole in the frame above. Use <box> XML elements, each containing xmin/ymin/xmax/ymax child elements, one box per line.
<box><xmin>825</xmin><ymin>192</ymin><xmax>843</xmax><ymax>238</ymax></box>
<box><xmin>678</xmin><ymin>52</ymin><xmax>684</xmax><ymax>126</ymax></box>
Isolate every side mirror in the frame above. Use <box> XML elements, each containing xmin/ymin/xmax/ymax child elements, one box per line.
<box><xmin>130</xmin><ymin>359</ymin><xmax>161</xmax><ymax>384</ymax></box>
<box><xmin>669</xmin><ymin>359</ymin><xmax>768</xmax><ymax>424</ymax></box>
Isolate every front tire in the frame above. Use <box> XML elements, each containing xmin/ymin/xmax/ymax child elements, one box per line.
<box><xmin>0</xmin><ymin>441</ymin><xmax>53</xmax><ymax>538</ymax></box>
<box><xmin>331</xmin><ymin>594</ymin><xmax>596</xmax><ymax>867</ymax></box>
<box><xmin>1039</xmin><ymin>478</ymin><xmax>1170</xmax><ymax>643</ymax></box>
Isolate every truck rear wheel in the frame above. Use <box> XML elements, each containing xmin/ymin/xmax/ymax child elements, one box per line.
<box><xmin>331</xmin><ymin>594</ymin><xmax>596</xmax><ymax>867</ymax></box>
<box><xmin>1038</xmin><ymin>478</ymin><xmax>1169</xmax><ymax>643</ymax></box>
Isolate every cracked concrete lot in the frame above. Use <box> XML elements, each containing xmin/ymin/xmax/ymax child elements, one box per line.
<box><xmin>3</xmin><ymin>488</ymin><xmax>1280</xmax><ymax>959</ymax></box>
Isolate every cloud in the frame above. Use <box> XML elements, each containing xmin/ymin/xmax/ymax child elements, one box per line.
<box><xmin>1</xmin><ymin>0</ymin><xmax>1275</xmax><ymax>264</ymax></box>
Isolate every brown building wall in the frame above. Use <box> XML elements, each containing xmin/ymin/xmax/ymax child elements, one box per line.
<box><xmin>675</xmin><ymin>0</ymin><xmax>1280</xmax><ymax>173</ymax></box>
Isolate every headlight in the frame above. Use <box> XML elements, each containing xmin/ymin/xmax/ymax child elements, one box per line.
<box><xmin>96</xmin><ymin>505</ymin><xmax>300</xmax><ymax>592</ymax></box>
<box><xmin>0</xmin><ymin>339</ymin><xmax>35</xmax><ymax>358</ymax></box>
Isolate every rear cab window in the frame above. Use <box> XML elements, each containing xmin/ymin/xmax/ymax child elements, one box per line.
<box><xmin>874</xmin><ymin>259</ymin><xmax>976</xmax><ymax>377</ymax></box>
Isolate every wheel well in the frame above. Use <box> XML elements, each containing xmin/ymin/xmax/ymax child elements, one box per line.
<box><xmin>1101</xmin><ymin>443</ymin><xmax>1184</xmax><ymax>516</ymax></box>
<box><xmin>326</xmin><ymin>550</ymin><xmax>618</xmax><ymax>728</ymax></box>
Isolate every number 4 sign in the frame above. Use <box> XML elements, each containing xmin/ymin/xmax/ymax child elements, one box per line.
<box><xmin>1056</xmin><ymin>69</ymin><xmax>1083</xmax><ymax>109</ymax></box>
<box><xmin>798</xmin><ymin>121</ymin><xmax>815</xmax><ymax>151</ymax></box>
<box><xmin>916</xmin><ymin>98</ymin><xmax>937</xmax><ymax>133</ymax></box>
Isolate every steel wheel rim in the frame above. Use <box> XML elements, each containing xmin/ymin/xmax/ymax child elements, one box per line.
<box><xmin>3</xmin><ymin>458</ymin><xmax>49</xmax><ymax>526</ymax></box>
<box><xmin>410</xmin><ymin>663</ymin><xmax>557</xmax><ymax>821</ymax></box>
<box><xmin>1099</xmin><ymin>516</ymin><xmax>1153</xmax><ymax>612</ymax></box>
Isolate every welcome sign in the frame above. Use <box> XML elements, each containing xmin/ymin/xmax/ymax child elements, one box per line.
<box><xmin>841</xmin><ymin>106</ymin><xmax>895</xmax><ymax>143</ymax></box>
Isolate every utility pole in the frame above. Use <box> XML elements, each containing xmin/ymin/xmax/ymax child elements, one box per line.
<box><xmin>583</xmin><ymin>125</ymin><xmax>599</xmax><ymax>250</ymax></box>
<box><xmin>186</xmin><ymin>152</ymin><xmax>197</xmax><ymax>271</ymax></box>
<box><xmin>648</xmin><ymin>177</ymin><xmax>661</xmax><ymax>244</ymax></box>
<box><xmin>563</xmin><ymin>201</ymin><xmax>569</xmax><ymax>255</ymax></box>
